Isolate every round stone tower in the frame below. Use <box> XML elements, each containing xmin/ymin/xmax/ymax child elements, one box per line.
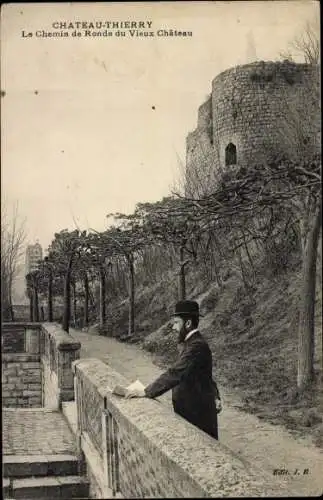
<box><xmin>186</xmin><ymin>60</ymin><xmax>320</xmax><ymax>196</ymax></box>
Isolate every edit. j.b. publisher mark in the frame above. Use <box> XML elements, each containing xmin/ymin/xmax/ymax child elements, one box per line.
<box><xmin>273</xmin><ymin>468</ymin><xmax>310</xmax><ymax>476</ymax></box>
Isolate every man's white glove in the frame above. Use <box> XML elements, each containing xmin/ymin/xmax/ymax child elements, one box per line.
<box><xmin>215</xmin><ymin>399</ymin><xmax>222</xmax><ymax>414</ymax></box>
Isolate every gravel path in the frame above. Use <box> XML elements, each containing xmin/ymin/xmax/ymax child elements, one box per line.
<box><xmin>71</xmin><ymin>327</ymin><xmax>323</xmax><ymax>497</ymax></box>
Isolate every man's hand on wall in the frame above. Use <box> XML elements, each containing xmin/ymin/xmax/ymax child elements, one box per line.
<box><xmin>125</xmin><ymin>387</ymin><xmax>146</xmax><ymax>398</ymax></box>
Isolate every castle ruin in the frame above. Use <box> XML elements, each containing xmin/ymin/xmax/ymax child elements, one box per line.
<box><xmin>186</xmin><ymin>60</ymin><xmax>320</xmax><ymax>196</ymax></box>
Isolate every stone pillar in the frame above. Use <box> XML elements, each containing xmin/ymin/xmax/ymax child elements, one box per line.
<box><xmin>25</xmin><ymin>328</ymin><xmax>40</xmax><ymax>354</ymax></box>
<box><xmin>57</xmin><ymin>343</ymin><xmax>81</xmax><ymax>406</ymax></box>
<box><xmin>40</xmin><ymin>324</ymin><xmax>81</xmax><ymax>409</ymax></box>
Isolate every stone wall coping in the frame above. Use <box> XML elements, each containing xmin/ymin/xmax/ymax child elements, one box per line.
<box><xmin>2</xmin><ymin>353</ymin><xmax>40</xmax><ymax>362</ymax></box>
<box><xmin>2</xmin><ymin>322</ymin><xmax>42</xmax><ymax>330</ymax></box>
<box><xmin>73</xmin><ymin>358</ymin><xmax>280</xmax><ymax>497</ymax></box>
<box><xmin>211</xmin><ymin>60</ymin><xmax>316</xmax><ymax>88</ymax></box>
<box><xmin>41</xmin><ymin>323</ymin><xmax>81</xmax><ymax>351</ymax></box>
<box><xmin>2</xmin><ymin>322</ymin><xmax>81</xmax><ymax>351</ymax></box>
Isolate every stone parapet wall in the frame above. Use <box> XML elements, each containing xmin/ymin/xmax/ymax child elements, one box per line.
<box><xmin>86</xmin><ymin>454</ymin><xmax>105</xmax><ymax>499</ymax></box>
<box><xmin>1</xmin><ymin>323</ymin><xmax>40</xmax><ymax>353</ymax></box>
<box><xmin>73</xmin><ymin>358</ymin><xmax>282</xmax><ymax>498</ymax></box>
<box><xmin>1</xmin><ymin>322</ymin><xmax>81</xmax><ymax>410</ymax></box>
<box><xmin>11</xmin><ymin>304</ymin><xmax>30</xmax><ymax>322</ymax></box>
<box><xmin>2</xmin><ymin>353</ymin><xmax>42</xmax><ymax>407</ymax></box>
<box><xmin>40</xmin><ymin>323</ymin><xmax>81</xmax><ymax>408</ymax></box>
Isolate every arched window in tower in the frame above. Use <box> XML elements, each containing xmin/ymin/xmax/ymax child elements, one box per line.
<box><xmin>225</xmin><ymin>143</ymin><xmax>237</xmax><ymax>166</ymax></box>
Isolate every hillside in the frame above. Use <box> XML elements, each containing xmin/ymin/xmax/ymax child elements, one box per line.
<box><xmin>98</xmin><ymin>251</ymin><xmax>323</xmax><ymax>448</ymax></box>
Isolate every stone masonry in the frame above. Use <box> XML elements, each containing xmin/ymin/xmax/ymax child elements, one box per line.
<box><xmin>2</xmin><ymin>322</ymin><xmax>81</xmax><ymax>410</ymax></box>
<box><xmin>2</xmin><ymin>353</ymin><xmax>42</xmax><ymax>408</ymax></box>
<box><xmin>73</xmin><ymin>358</ymin><xmax>286</xmax><ymax>498</ymax></box>
<box><xmin>186</xmin><ymin>60</ymin><xmax>320</xmax><ymax>196</ymax></box>
<box><xmin>40</xmin><ymin>323</ymin><xmax>81</xmax><ymax>409</ymax></box>
<box><xmin>2</xmin><ymin>323</ymin><xmax>26</xmax><ymax>353</ymax></box>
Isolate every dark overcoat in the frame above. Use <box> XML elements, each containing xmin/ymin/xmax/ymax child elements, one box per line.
<box><xmin>145</xmin><ymin>331</ymin><xmax>220</xmax><ymax>439</ymax></box>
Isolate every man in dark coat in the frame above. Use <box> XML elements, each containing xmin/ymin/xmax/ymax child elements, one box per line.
<box><xmin>125</xmin><ymin>300</ymin><xmax>222</xmax><ymax>440</ymax></box>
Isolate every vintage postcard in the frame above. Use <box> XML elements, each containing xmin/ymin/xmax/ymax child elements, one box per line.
<box><xmin>1</xmin><ymin>1</ymin><xmax>321</xmax><ymax>499</ymax></box>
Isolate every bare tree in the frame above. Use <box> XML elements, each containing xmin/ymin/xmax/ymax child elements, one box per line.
<box><xmin>292</xmin><ymin>21</ymin><xmax>320</xmax><ymax>64</ymax></box>
<box><xmin>179</xmin><ymin>152</ymin><xmax>321</xmax><ymax>391</ymax></box>
<box><xmin>47</xmin><ymin>229</ymin><xmax>87</xmax><ymax>333</ymax></box>
<box><xmin>280</xmin><ymin>20</ymin><xmax>320</xmax><ymax>64</ymax></box>
<box><xmin>25</xmin><ymin>270</ymin><xmax>41</xmax><ymax>322</ymax></box>
<box><xmin>277</xmin><ymin>25</ymin><xmax>321</xmax><ymax>390</ymax></box>
<box><xmin>179</xmin><ymin>21</ymin><xmax>321</xmax><ymax>391</ymax></box>
<box><xmin>130</xmin><ymin>197</ymin><xmax>203</xmax><ymax>301</ymax></box>
<box><xmin>102</xmin><ymin>222</ymin><xmax>148</xmax><ymax>338</ymax></box>
<box><xmin>1</xmin><ymin>201</ymin><xmax>27</xmax><ymax>321</ymax></box>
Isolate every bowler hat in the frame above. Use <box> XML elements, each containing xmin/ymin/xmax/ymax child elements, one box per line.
<box><xmin>172</xmin><ymin>300</ymin><xmax>202</xmax><ymax>317</ymax></box>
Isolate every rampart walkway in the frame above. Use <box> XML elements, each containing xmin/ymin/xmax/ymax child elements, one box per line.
<box><xmin>2</xmin><ymin>324</ymin><xmax>89</xmax><ymax>499</ymax></box>
<box><xmin>70</xmin><ymin>327</ymin><xmax>323</xmax><ymax>497</ymax></box>
<box><xmin>3</xmin><ymin>408</ymin><xmax>77</xmax><ymax>456</ymax></box>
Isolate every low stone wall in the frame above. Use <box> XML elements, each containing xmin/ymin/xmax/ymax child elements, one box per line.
<box><xmin>1</xmin><ymin>322</ymin><xmax>81</xmax><ymax>410</ymax></box>
<box><xmin>2</xmin><ymin>353</ymin><xmax>42</xmax><ymax>407</ymax></box>
<box><xmin>40</xmin><ymin>323</ymin><xmax>81</xmax><ymax>409</ymax></box>
<box><xmin>73</xmin><ymin>358</ymin><xmax>281</xmax><ymax>498</ymax></box>
<box><xmin>1</xmin><ymin>323</ymin><xmax>33</xmax><ymax>353</ymax></box>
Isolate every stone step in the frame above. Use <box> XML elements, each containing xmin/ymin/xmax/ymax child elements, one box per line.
<box><xmin>3</xmin><ymin>454</ymin><xmax>79</xmax><ymax>478</ymax></box>
<box><xmin>11</xmin><ymin>475</ymin><xmax>89</xmax><ymax>499</ymax></box>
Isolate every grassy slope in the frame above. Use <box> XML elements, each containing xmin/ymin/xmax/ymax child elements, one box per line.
<box><xmin>102</xmin><ymin>258</ymin><xmax>323</xmax><ymax>447</ymax></box>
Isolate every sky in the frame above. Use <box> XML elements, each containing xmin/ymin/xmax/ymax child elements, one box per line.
<box><xmin>1</xmin><ymin>1</ymin><xmax>319</xmax><ymax>255</ymax></box>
